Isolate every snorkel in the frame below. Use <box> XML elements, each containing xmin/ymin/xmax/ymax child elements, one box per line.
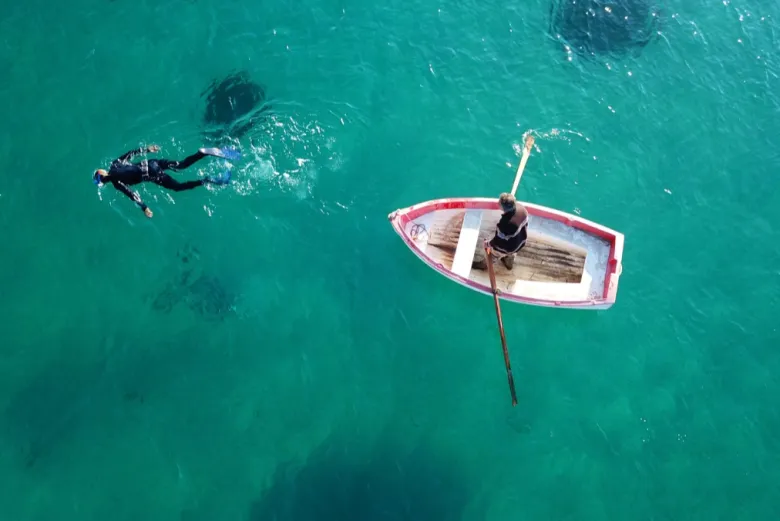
<box><xmin>93</xmin><ymin>169</ymin><xmax>106</xmax><ymax>186</ymax></box>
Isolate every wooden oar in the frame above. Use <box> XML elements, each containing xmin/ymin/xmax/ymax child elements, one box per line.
<box><xmin>484</xmin><ymin>239</ymin><xmax>518</xmax><ymax>406</ymax></box>
<box><xmin>483</xmin><ymin>134</ymin><xmax>535</xmax><ymax>406</ymax></box>
<box><xmin>510</xmin><ymin>134</ymin><xmax>535</xmax><ymax>197</ymax></box>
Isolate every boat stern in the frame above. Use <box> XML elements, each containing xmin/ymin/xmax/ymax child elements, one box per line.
<box><xmin>602</xmin><ymin>231</ymin><xmax>625</xmax><ymax>308</ymax></box>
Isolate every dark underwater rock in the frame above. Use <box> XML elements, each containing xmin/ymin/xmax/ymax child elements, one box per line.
<box><xmin>150</xmin><ymin>243</ymin><xmax>235</xmax><ymax>321</ymax></box>
<box><xmin>184</xmin><ymin>273</ymin><xmax>235</xmax><ymax>318</ymax></box>
<box><xmin>549</xmin><ymin>0</ymin><xmax>660</xmax><ymax>59</ymax></box>
<box><xmin>246</xmin><ymin>437</ymin><xmax>478</xmax><ymax>521</ymax></box>
<box><xmin>202</xmin><ymin>70</ymin><xmax>269</xmax><ymax>140</ymax></box>
<box><xmin>152</xmin><ymin>272</ymin><xmax>235</xmax><ymax>321</ymax></box>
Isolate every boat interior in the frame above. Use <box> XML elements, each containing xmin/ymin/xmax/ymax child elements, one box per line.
<box><xmin>404</xmin><ymin>207</ymin><xmax>612</xmax><ymax>302</ymax></box>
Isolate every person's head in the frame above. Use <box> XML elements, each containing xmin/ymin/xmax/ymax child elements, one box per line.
<box><xmin>93</xmin><ymin>169</ymin><xmax>107</xmax><ymax>185</ymax></box>
<box><xmin>499</xmin><ymin>192</ymin><xmax>516</xmax><ymax>213</ymax></box>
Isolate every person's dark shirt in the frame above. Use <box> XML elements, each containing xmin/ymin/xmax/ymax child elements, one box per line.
<box><xmin>491</xmin><ymin>203</ymin><xmax>528</xmax><ymax>253</ymax></box>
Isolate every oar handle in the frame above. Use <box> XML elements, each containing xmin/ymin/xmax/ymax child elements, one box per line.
<box><xmin>510</xmin><ymin>134</ymin><xmax>535</xmax><ymax>197</ymax></box>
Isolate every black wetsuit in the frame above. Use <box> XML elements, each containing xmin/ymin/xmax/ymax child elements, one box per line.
<box><xmin>104</xmin><ymin>147</ymin><xmax>209</xmax><ymax>211</ymax></box>
<box><xmin>490</xmin><ymin>204</ymin><xmax>529</xmax><ymax>254</ymax></box>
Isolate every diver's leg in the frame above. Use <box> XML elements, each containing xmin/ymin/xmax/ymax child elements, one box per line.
<box><xmin>156</xmin><ymin>151</ymin><xmax>208</xmax><ymax>171</ymax></box>
<box><xmin>151</xmin><ymin>172</ymin><xmax>205</xmax><ymax>192</ymax></box>
<box><xmin>160</xmin><ymin>145</ymin><xmax>241</xmax><ymax>171</ymax></box>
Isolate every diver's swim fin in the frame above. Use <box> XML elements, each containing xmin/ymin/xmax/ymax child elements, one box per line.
<box><xmin>206</xmin><ymin>168</ymin><xmax>232</xmax><ymax>186</ymax></box>
<box><xmin>200</xmin><ymin>147</ymin><xmax>242</xmax><ymax>161</ymax></box>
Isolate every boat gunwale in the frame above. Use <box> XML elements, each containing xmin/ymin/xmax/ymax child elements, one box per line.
<box><xmin>388</xmin><ymin>197</ymin><xmax>624</xmax><ymax>309</ymax></box>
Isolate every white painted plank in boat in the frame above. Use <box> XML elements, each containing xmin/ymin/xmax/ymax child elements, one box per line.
<box><xmin>509</xmin><ymin>280</ymin><xmax>590</xmax><ymax>302</ymax></box>
<box><xmin>451</xmin><ymin>209</ymin><xmax>483</xmax><ymax>279</ymax></box>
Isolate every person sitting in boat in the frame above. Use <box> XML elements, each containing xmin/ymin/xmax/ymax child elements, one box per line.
<box><xmin>488</xmin><ymin>192</ymin><xmax>529</xmax><ymax>270</ymax></box>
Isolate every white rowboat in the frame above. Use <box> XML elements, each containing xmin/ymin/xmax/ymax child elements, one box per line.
<box><xmin>388</xmin><ymin>197</ymin><xmax>624</xmax><ymax>310</ymax></box>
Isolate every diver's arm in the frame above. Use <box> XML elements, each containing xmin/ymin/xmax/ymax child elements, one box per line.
<box><xmin>113</xmin><ymin>147</ymin><xmax>146</xmax><ymax>163</ymax></box>
<box><xmin>111</xmin><ymin>180</ymin><xmax>153</xmax><ymax>218</ymax></box>
<box><xmin>113</xmin><ymin>144</ymin><xmax>160</xmax><ymax>163</ymax></box>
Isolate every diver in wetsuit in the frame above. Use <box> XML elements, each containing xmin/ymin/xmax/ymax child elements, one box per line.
<box><xmin>93</xmin><ymin>144</ymin><xmax>239</xmax><ymax>218</ymax></box>
<box><xmin>477</xmin><ymin>192</ymin><xmax>529</xmax><ymax>270</ymax></box>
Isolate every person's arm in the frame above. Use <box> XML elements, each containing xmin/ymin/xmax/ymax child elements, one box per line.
<box><xmin>111</xmin><ymin>180</ymin><xmax>153</xmax><ymax>218</ymax></box>
<box><xmin>494</xmin><ymin>213</ymin><xmax>511</xmax><ymax>237</ymax></box>
<box><xmin>113</xmin><ymin>144</ymin><xmax>160</xmax><ymax>164</ymax></box>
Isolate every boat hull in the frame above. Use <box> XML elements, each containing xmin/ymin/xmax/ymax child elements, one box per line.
<box><xmin>388</xmin><ymin>197</ymin><xmax>624</xmax><ymax>310</ymax></box>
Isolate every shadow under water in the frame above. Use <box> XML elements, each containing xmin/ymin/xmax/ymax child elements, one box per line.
<box><xmin>245</xmin><ymin>436</ymin><xmax>480</xmax><ymax>521</ymax></box>
<box><xmin>202</xmin><ymin>70</ymin><xmax>270</xmax><ymax>142</ymax></box>
<box><xmin>149</xmin><ymin>242</ymin><xmax>237</xmax><ymax>321</ymax></box>
<box><xmin>549</xmin><ymin>0</ymin><xmax>661</xmax><ymax>60</ymax></box>
<box><xmin>2</xmin><ymin>356</ymin><xmax>108</xmax><ymax>470</ymax></box>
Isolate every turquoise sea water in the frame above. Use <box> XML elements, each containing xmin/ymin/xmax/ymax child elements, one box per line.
<box><xmin>1</xmin><ymin>0</ymin><xmax>779</xmax><ymax>519</ymax></box>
